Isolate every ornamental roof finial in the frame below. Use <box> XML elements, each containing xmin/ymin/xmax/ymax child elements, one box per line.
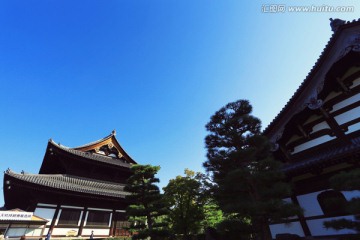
<box><xmin>330</xmin><ymin>18</ymin><xmax>346</xmax><ymax>32</ymax></box>
<box><xmin>112</xmin><ymin>129</ymin><xmax>116</xmax><ymax>136</ymax></box>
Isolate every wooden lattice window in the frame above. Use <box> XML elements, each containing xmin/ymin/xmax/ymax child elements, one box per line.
<box><xmin>86</xmin><ymin>211</ymin><xmax>111</xmax><ymax>227</ymax></box>
<box><xmin>58</xmin><ymin>209</ymin><xmax>81</xmax><ymax>226</ymax></box>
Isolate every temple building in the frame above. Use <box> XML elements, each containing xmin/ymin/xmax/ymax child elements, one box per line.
<box><xmin>3</xmin><ymin>131</ymin><xmax>136</xmax><ymax>238</ymax></box>
<box><xmin>265</xmin><ymin>19</ymin><xmax>360</xmax><ymax>239</ymax></box>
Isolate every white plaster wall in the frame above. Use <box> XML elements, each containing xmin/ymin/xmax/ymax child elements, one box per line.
<box><xmin>78</xmin><ymin>211</ymin><xmax>83</xmax><ymax>226</ymax></box>
<box><xmin>269</xmin><ymin>222</ymin><xmax>304</xmax><ymax>239</ymax></box>
<box><xmin>350</xmin><ymin>77</ymin><xmax>360</xmax><ymax>88</ymax></box>
<box><xmin>324</xmin><ymin>91</ymin><xmax>342</xmax><ymax>103</ymax></box>
<box><xmin>82</xmin><ymin>228</ymin><xmax>110</xmax><ymax>236</ymax></box>
<box><xmin>43</xmin><ymin>227</ymin><xmax>50</xmax><ymax>235</ymax></box>
<box><xmin>292</xmin><ymin>135</ymin><xmax>335</xmax><ymax>154</ymax></box>
<box><xmin>342</xmin><ymin>190</ymin><xmax>360</xmax><ymax>201</ymax></box>
<box><xmin>52</xmin><ymin>227</ymin><xmax>80</xmax><ymax>236</ymax></box>
<box><xmin>330</xmin><ymin>92</ymin><xmax>360</xmax><ymax>113</ymax></box>
<box><xmin>296</xmin><ymin>191</ymin><xmax>324</xmax><ymax>217</ymax></box>
<box><xmin>37</xmin><ymin>203</ymin><xmax>57</xmax><ymax>208</ymax></box>
<box><xmin>307</xmin><ymin>216</ymin><xmax>357</xmax><ymax>236</ymax></box>
<box><xmin>55</xmin><ymin>209</ymin><xmax>62</xmax><ymax>226</ymax></box>
<box><xmin>334</xmin><ymin>106</ymin><xmax>360</xmax><ymax>125</ymax></box>
<box><xmin>310</xmin><ymin>121</ymin><xmax>330</xmax><ymax>134</ymax></box>
<box><xmin>25</xmin><ymin>227</ymin><xmax>43</xmax><ymax>237</ymax></box>
<box><xmin>34</xmin><ymin>208</ymin><xmax>56</xmax><ymax>226</ymax></box>
<box><xmin>109</xmin><ymin>212</ymin><xmax>113</xmax><ymax>227</ymax></box>
<box><xmin>346</xmin><ymin>121</ymin><xmax>360</xmax><ymax>134</ymax></box>
<box><xmin>61</xmin><ymin>205</ymin><xmax>83</xmax><ymax>209</ymax></box>
<box><xmin>304</xmin><ymin>114</ymin><xmax>322</xmax><ymax>125</ymax></box>
<box><xmin>286</xmin><ymin>135</ymin><xmax>302</xmax><ymax>145</ymax></box>
<box><xmin>87</xmin><ymin>208</ymin><xmax>112</xmax><ymax>212</ymax></box>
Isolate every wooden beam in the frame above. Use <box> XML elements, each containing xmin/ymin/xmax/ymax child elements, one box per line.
<box><xmin>279</xmin><ymin>145</ymin><xmax>292</xmax><ymax>162</ymax></box>
<box><xmin>336</xmin><ymin>77</ymin><xmax>350</xmax><ymax>93</ymax></box>
<box><xmin>291</xmin><ymin>195</ymin><xmax>311</xmax><ymax>237</ymax></box>
<box><xmin>319</xmin><ymin>107</ymin><xmax>350</xmax><ymax>143</ymax></box>
<box><xmin>297</xmin><ymin>124</ymin><xmax>309</xmax><ymax>139</ymax></box>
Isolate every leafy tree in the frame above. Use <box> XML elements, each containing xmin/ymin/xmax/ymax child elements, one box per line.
<box><xmin>203</xmin><ymin>99</ymin><xmax>301</xmax><ymax>240</ymax></box>
<box><xmin>202</xmin><ymin>202</ymin><xmax>223</xmax><ymax>229</ymax></box>
<box><xmin>163</xmin><ymin>169</ymin><xmax>216</xmax><ymax>239</ymax></box>
<box><xmin>125</xmin><ymin>164</ymin><xmax>169</xmax><ymax>240</ymax></box>
<box><xmin>323</xmin><ymin>169</ymin><xmax>360</xmax><ymax>232</ymax></box>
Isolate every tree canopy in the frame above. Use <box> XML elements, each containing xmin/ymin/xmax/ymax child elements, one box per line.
<box><xmin>163</xmin><ymin>169</ymin><xmax>206</xmax><ymax>239</ymax></box>
<box><xmin>125</xmin><ymin>164</ymin><xmax>169</xmax><ymax>240</ymax></box>
<box><xmin>323</xmin><ymin>169</ymin><xmax>360</xmax><ymax>233</ymax></box>
<box><xmin>203</xmin><ymin>99</ymin><xmax>301</xmax><ymax>240</ymax></box>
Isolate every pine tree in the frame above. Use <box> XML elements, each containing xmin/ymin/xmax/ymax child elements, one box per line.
<box><xmin>125</xmin><ymin>164</ymin><xmax>169</xmax><ymax>240</ymax></box>
<box><xmin>323</xmin><ymin>169</ymin><xmax>360</xmax><ymax>233</ymax></box>
<box><xmin>203</xmin><ymin>100</ymin><xmax>301</xmax><ymax>240</ymax></box>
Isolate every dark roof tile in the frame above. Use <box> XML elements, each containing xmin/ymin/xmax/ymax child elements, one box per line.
<box><xmin>5</xmin><ymin>170</ymin><xmax>128</xmax><ymax>199</ymax></box>
<box><xmin>264</xmin><ymin>19</ymin><xmax>360</xmax><ymax>137</ymax></box>
<box><xmin>49</xmin><ymin>140</ymin><xmax>132</xmax><ymax>168</ymax></box>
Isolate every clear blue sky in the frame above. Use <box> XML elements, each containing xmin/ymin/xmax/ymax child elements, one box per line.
<box><xmin>1</xmin><ymin>0</ymin><xmax>359</xmax><ymax>207</ymax></box>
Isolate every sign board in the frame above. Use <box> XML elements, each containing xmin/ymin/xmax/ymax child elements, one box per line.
<box><xmin>0</xmin><ymin>211</ymin><xmax>33</xmax><ymax>221</ymax></box>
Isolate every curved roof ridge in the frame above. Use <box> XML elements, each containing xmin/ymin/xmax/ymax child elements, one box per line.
<box><xmin>47</xmin><ymin>140</ymin><xmax>132</xmax><ymax>168</ymax></box>
<box><xmin>47</xmin><ymin>131</ymin><xmax>137</xmax><ymax>164</ymax></box>
<box><xmin>72</xmin><ymin>130</ymin><xmax>116</xmax><ymax>149</ymax></box>
<box><xmin>48</xmin><ymin>138</ymin><xmax>70</xmax><ymax>149</ymax></box>
<box><xmin>263</xmin><ymin>18</ymin><xmax>360</xmax><ymax>136</ymax></box>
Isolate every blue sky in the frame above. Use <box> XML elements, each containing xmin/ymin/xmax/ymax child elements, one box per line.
<box><xmin>1</xmin><ymin>0</ymin><xmax>359</xmax><ymax>206</ymax></box>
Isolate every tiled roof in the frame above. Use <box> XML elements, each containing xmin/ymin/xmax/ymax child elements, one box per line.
<box><xmin>49</xmin><ymin>140</ymin><xmax>132</xmax><ymax>168</ymax></box>
<box><xmin>283</xmin><ymin>135</ymin><xmax>360</xmax><ymax>175</ymax></box>
<box><xmin>5</xmin><ymin>170</ymin><xmax>128</xmax><ymax>199</ymax></box>
<box><xmin>264</xmin><ymin>19</ymin><xmax>360</xmax><ymax>137</ymax></box>
<box><xmin>72</xmin><ymin>130</ymin><xmax>115</xmax><ymax>149</ymax></box>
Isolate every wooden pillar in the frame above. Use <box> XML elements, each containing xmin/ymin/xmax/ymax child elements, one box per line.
<box><xmin>110</xmin><ymin>210</ymin><xmax>116</xmax><ymax>236</ymax></box>
<box><xmin>4</xmin><ymin>223</ymin><xmax>11</xmax><ymax>237</ymax></box>
<box><xmin>78</xmin><ymin>207</ymin><xmax>88</xmax><ymax>236</ymax></box>
<box><xmin>48</xmin><ymin>204</ymin><xmax>61</xmax><ymax>235</ymax></box>
<box><xmin>291</xmin><ymin>195</ymin><xmax>311</xmax><ymax>237</ymax></box>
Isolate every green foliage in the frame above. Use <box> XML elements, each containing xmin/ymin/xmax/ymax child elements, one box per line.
<box><xmin>324</xmin><ymin>169</ymin><xmax>360</xmax><ymax>232</ymax></box>
<box><xmin>324</xmin><ymin>216</ymin><xmax>360</xmax><ymax>231</ymax></box>
<box><xmin>125</xmin><ymin>164</ymin><xmax>169</xmax><ymax>240</ymax></box>
<box><xmin>216</xmin><ymin>216</ymin><xmax>253</xmax><ymax>240</ymax></box>
<box><xmin>202</xmin><ymin>202</ymin><xmax>223</xmax><ymax>229</ymax></box>
<box><xmin>329</xmin><ymin>169</ymin><xmax>360</xmax><ymax>191</ymax></box>
<box><xmin>203</xmin><ymin>99</ymin><xmax>301</xmax><ymax>240</ymax></box>
<box><xmin>163</xmin><ymin>169</ymin><xmax>210</xmax><ymax>238</ymax></box>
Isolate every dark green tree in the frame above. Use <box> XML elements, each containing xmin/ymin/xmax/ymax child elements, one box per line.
<box><xmin>125</xmin><ymin>164</ymin><xmax>169</xmax><ymax>240</ymax></box>
<box><xmin>323</xmin><ymin>169</ymin><xmax>360</xmax><ymax>233</ymax></box>
<box><xmin>203</xmin><ymin>99</ymin><xmax>301</xmax><ymax>240</ymax></box>
<box><xmin>163</xmin><ymin>169</ymin><xmax>209</xmax><ymax>239</ymax></box>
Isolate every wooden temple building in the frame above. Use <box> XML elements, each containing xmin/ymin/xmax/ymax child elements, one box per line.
<box><xmin>3</xmin><ymin>131</ymin><xmax>136</xmax><ymax>238</ymax></box>
<box><xmin>265</xmin><ymin>19</ymin><xmax>360</xmax><ymax>239</ymax></box>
